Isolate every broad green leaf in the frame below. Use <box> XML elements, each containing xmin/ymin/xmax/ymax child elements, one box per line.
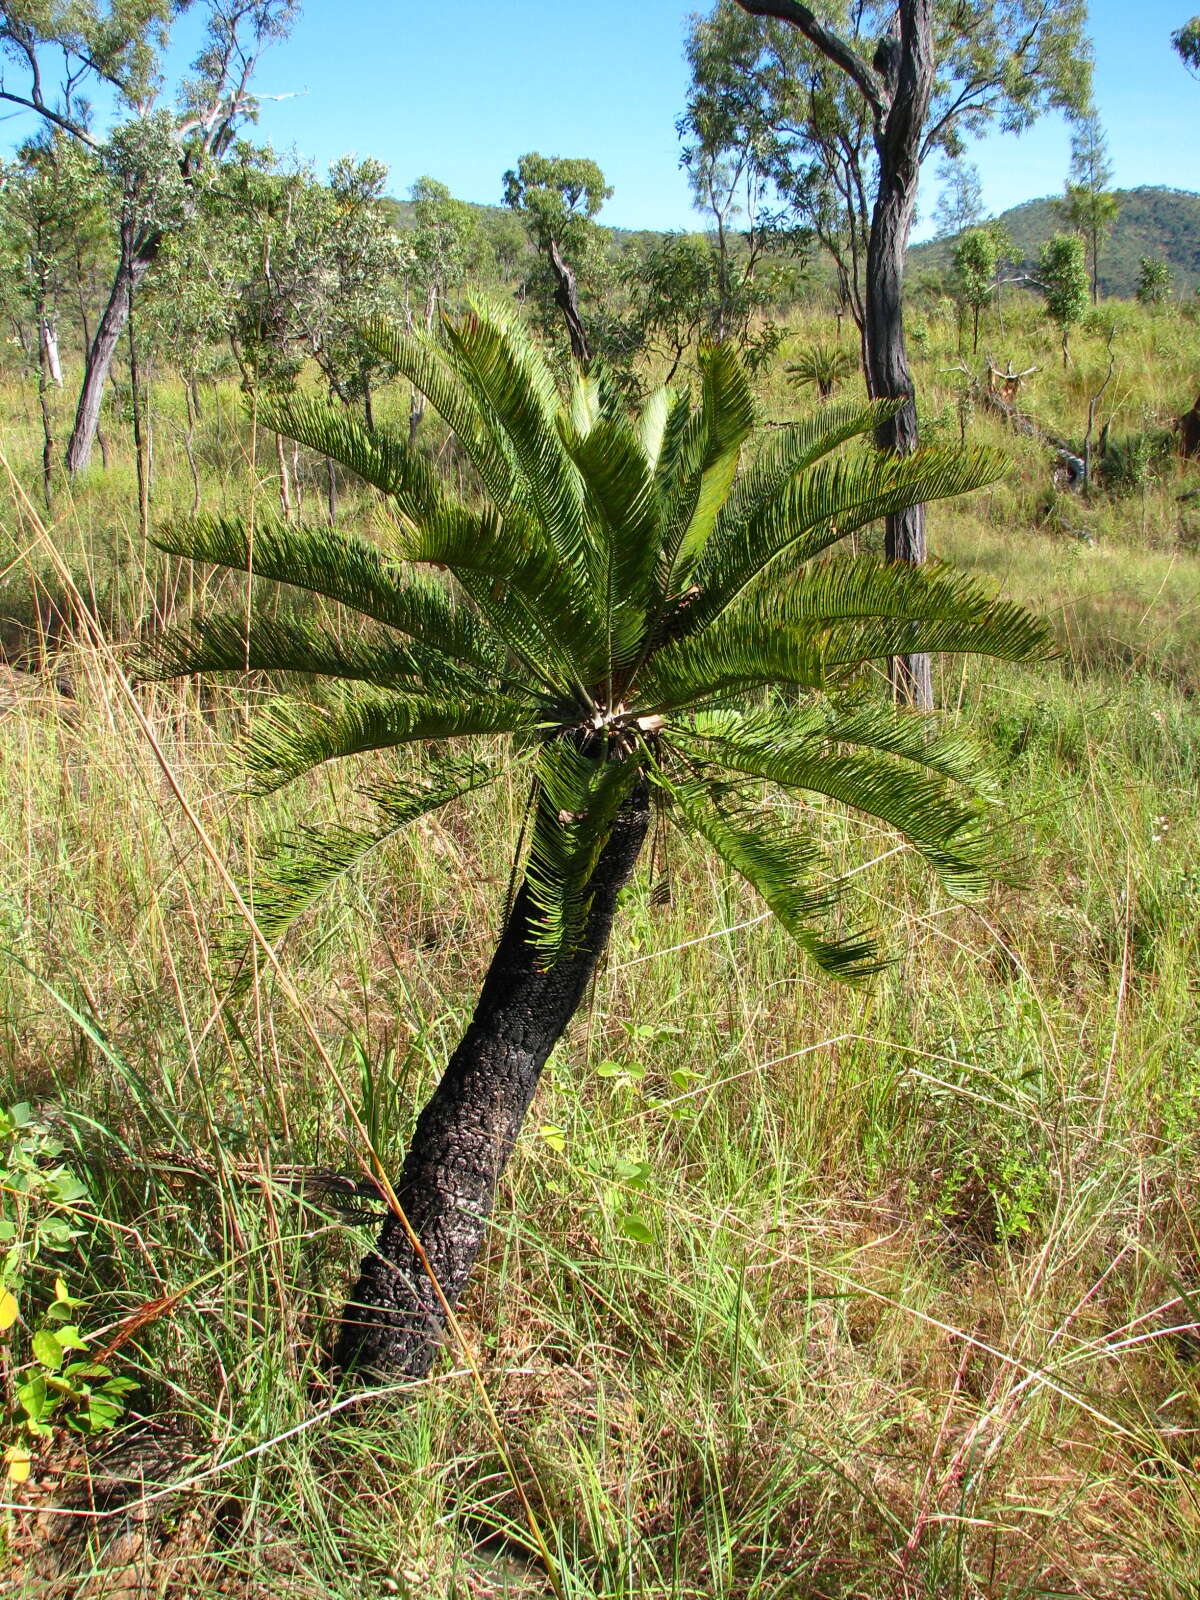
<box><xmin>31</xmin><ymin>1329</ymin><xmax>63</xmax><ymax>1370</ymax></box>
<box><xmin>611</xmin><ymin>1158</ymin><xmax>651</xmax><ymax>1188</ymax></box>
<box><xmin>616</xmin><ymin>1213</ymin><xmax>654</xmax><ymax>1245</ymax></box>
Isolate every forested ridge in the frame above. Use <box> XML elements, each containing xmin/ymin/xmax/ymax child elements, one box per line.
<box><xmin>911</xmin><ymin>183</ymin><xmax>1200</xmax><ymax>296</ymax></box>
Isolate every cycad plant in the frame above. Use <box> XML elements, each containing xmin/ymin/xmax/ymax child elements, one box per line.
<box><xmin>145</xmin><ymin>300</ymin><xmax>1045</xmax><ymax>1380</ymax></box>
<box><xmin>785</xmin><ymin>342</ymin><xmax>857</xmax><ymax>401</ymax></box>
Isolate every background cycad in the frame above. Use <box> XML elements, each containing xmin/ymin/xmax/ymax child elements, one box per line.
<box><xmin>144</xmin><ymin>297</ymin><xmax>1046</xmax><ymax>1378</ymax></box>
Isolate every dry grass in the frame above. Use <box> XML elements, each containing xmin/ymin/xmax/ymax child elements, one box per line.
<box><xmin>1</xmin><ymin>294</ymin><xmax>1199</xmax><ymax>1597</ymax></box>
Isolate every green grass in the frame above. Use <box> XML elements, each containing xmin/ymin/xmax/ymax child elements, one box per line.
<box><xmin>1</xmin><ymin>293</ymin><xmax>1199</xmax><ymax>1597</ymax></box>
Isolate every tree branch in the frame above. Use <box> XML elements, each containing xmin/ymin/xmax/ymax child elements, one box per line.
<box><xmin>0</xmin><ymin>87</ymin><xmax>96</xmax><ymax>146</ymax></box>
<box><xmin>732</xmin><ymin>0</ymin><xmax>888</xmax><ymax>122</ymax></box>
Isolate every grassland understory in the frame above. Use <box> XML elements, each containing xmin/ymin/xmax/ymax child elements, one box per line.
<box><xmin>1</xmin><ymin>295</ymin><xmax>1199</xmax><ymax>1597</ymax></box>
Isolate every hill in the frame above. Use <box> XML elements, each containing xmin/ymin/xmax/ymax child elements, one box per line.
<box><xmin>911</xmin><ymin>185</ymin><xmax>1200</xmax><ymax>298</ymax></box>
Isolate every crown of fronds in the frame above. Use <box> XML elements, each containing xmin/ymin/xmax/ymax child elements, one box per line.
<box><xmin>144</xmin><ymin>297</ymin><xmax>1046</xmax><ymax>975</ymax></box>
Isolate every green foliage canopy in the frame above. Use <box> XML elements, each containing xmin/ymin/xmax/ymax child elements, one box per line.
<box><xmin>1173</xmin><ymin>16</ymin><xmax>1200</xmax><ymax>74</ymax></box>
<box><xmin>1135</xmin><ymin>254</ymin><xmax>1175</xmax><ymax>305</ymax></box>
<box><xmin>145</xmin><ymin>302</ymin><xmax>1048</xmax><ymax>979</ymax></box>
<box><xmin>694</xmin><ymin>0</ymin><xmax>1093</xmax><ymax>335</ymax></box>
<box><xmin>1039</xmin><ymin>233</ymin><xmax>1090</xmax><ymax>362</ymax></box>
<box><xmin>501</xmin><ymin>153</ymin><xmax>611</xmax><ymax>262</ymax></box>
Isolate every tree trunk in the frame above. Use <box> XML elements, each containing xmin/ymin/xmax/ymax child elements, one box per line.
<box><xmin>335</xmin><ymin>784</ymin><xmax>651</xmax><ymax>1379</ymax></box>
<box><xmin>40</xmin><ymin>318</ymin><xmax>63</xmax><ymax>388</ymax></box>
<box><xmin>183</xmin><ymin>381</ymin><xmax>202</xmax><ymax>517</ymax></box>
<box><xmin>275</xmin><ymin>431</ymin><xmax>293</xmax><ymax>521</ymax></box>
<box><xmin>408</xmin><ymin>284</ymin><xmax>438</xmax><ymax>444</ymax></box>
<box><xmin>547</xmin><ymin>236</ymin><xmax>591</xmax><ymax>366</ymax></box>
<box><xmin>65</xmin><ymin>230</ymin><xmax>159</xmax><ymax>476</ymax></box>
<box><xmin>325</xmin><ymin>456</ymin><xmax>338</xmax><ymax>526</ymax></box>
<box><xmin>36</xmin><ymin>327</ymin><xmax>55</xmax><ymax>510</ymax></box>
<box><xmin>1090</xmin><ymin>221</ymin><xmax>1099</xmax><ymax>305</ymax></box>
<box><xmin>127</xmin><ymin>311</ymin><xmax>150</xmax><ymax>542</ymax></box>
<box><xmin>864</xmin><ymin>2</ymin><xmax>934</xmax><ymax>710</ymax></box>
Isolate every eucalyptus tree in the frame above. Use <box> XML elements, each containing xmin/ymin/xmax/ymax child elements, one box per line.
<box><xmin>1135</xmin><ymin>255</ymin><xmax>1174</xmax><ymax>307</ymax></box>
<box><xmin>300</xmin><ymin>157</ymin><xmax>410</xmax><ymax>432</ymax></box>
<box><xmin>1039</xmin><ymin>234</ymin><xmax>1089</xmax><ymax>366</ymax></box>
<box><xmin>502</xmin><ymin>153</ymin><xmax>612</xmax><ymax>363</ymax></box>
<box><xmin>1174</xmin><ymin>17</ymin><xmax>1200</xmax><ymax>74</ymax></box>
<box><xmin>693</xmin><ymin>0</ymin><xmax>1091</xmax><ymax>707</ymax></box>
<box><xmin>933</xmin><ymin>157</ymin><xmax>983</xmax><ymax>241</ymax></box>
<box><xmin>1059</xmin><ymin>113</ymin><xmax>1119</xmax><ymax>304</ymax></box>
<box><xmin>405</xmin><ymin>177</ymin><xmax>479</xmax><ymax>440</ymax></box>
<box><xmin>153</xmin><ymin>146</ymin><xmax>408</xmax><ymax>516</ymax></box>
<box><xmin>0</xmin><ymin>132</ymin><xmax>104</xmax><ymax>501</ymax></box>
<box><xmin>624</xmin><ymin>233</ymin><xmax>721</xmax><ymax>381</ymax></box>
<box><xmin>679</xmin><ymin>13</ymin><xmax>808</xmax><ymax>348</ymax></box>
<box><xmin>144</xmin><ymin>300</ymin><xmax>1046</xmax><ymax>1380</ymax></box>
<box><xmin>0</xmin><ymin>0</ymin><xmax>297</xmax><ymax>473</ymax></box>
<box><xmin>952</xmin><ymin>223</ymin><xmax>1011</xmax><ymax>356</ymax></box>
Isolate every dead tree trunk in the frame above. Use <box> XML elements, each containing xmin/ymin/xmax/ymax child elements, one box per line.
<box><xmin>547</xmin><ymin>236</ymin><xmax>591</xmax><ymax>366</ymax></box>
<box><xmin>183</xmin><ymin>381</ymin><xmax>202</xmax><ymax>517</ymax></box>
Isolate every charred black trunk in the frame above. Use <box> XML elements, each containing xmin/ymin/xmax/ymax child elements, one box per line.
<box><xmin>334</xmin><ymin>785</ymin><xmax>650</xmax><ymax>1379</ymax></box>
<box><xmin>864</xmin><ymin>1</ymin><xmax>934</xmax><ymax>710</ymax></box>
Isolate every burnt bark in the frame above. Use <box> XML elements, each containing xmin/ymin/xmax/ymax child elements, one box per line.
<box><xmin>735</xmin><ymin>0</ymin><xmax>936</xmax><ymax>708</ymax></box>
<box><xmin>335</xmin><ymin>784</ymin><xmax>651</xmax><ymax>1379</ymax></box>
<box><xmin>547</xmin><ymin>237</ymin><xmax>591</xmax><ymax>366</ymax></box>
<box><xmin>863</xmin><ymin>1</ymin><xmax>934</xmax><ymax>709</ymax></box>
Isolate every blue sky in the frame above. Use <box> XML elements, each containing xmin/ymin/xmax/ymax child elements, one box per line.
<box><xmin>3</xmin><ymin>1</ymin><xmax>1196</xmax><ymax>234</ymax></box>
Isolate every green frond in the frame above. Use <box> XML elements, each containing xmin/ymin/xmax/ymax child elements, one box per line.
<box><xmin>714</xmin><ymin>398</ymin><xmax>900</xmax><ymax>534</ymax></box>
<box><xmin>567</xmin><ymin>370</ymin><xmax>603</xmax><ymax>439</ymax></box>
<box><xmin>684</xmin><ymin>444</ymin><xmax>1005</xmax><ymax>637</ymax></box>
<box><xmin>239</xmin><ymin>685</ymin><xmax>538</xmax><ymax>792</ymax></box>
<box><xmin>644</xmin><ymin>556</ymin><xmax>1046</xmax><ymax>710</ymax></box>
<box><xmin>677</xmin><ymin>712</ymin><xmax>1000</xmax><ymax>896</ymax></box>
<box><xmin>769</xmin><ymin>558</ymin><xmax>1047</xmax><ymax>641</ymax></box>
<box><xmin>692</xmin><ymin>701</ymin><xmax>1000</xmax><ymax>799</ymax></box>
<box><xmin>384</xmin><ymin>501</ymin><xmax>602</xmax><ymax>694</ymax></box>
<box><xmin>151</xmin><ymin>517</ymin><xmax>502</xmax><ymax>675</ymax></box>
<box><xmin>360</xmin><ymin>317</ymin><xmax>516</xmax><ymax>508</ymax></box>
<box><xmin>139</xmin><ymin>611</ymin><xmax>489</xmax><ymax>697</ymax></box>
<box><xmin>258</xmin><ymin>393</ymin><xmax>443</xmax><ymax>519</ymax></box>
<box><xmin>716</xmin><ymin>558</ymin><xmax>1050</xmax><ymax>670</ymax></box>
<box><xmin>564</xmin><ymin>362</ymin><xmax>624</xmax><ymax>442</ymax></box>
<box><xmin>240</xmin><ymin>754</ymin><xmax>501</xmax><ymax>956</ymax></box>
<box><xmin>441</xmin><ymin>300</ymin><xmax>588</xmax><ymax>570</ymax></box>
<box><xmin>659</xmin><ymin>773</ymin><xmax>882</xmax><ymax>978</ymax></box>
<box><xmin>639</xmin><ymin>615</ymin><xmax>830</xmax><ymax>709</ymax></box>
<box><xmin>565</xmin><ymin>415</ymin><xmax>661</xmax><ymax>668</ymax></box>
<box><xmin>652</xmin><ymin>388</ymin><xmax>696</xmax><ymax>500</ymax></box>
<box><xmin>656</xmin><ymin>344</ymin><xmax>757</xmax><ymax>591</ymax></box>
<box><xmin>636</xmin><ymin>384</ymin><xmax>674</xmax><ymax>469</ymax></box>
<box><xmin>524</xmin><ymin>742</ymin><xmax>641</xmax><ymax>964</ymax></box>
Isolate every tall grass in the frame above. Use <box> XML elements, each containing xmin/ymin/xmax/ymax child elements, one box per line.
<box><xmin>1</xmin><ymin>295</ymin><xmax>1198</xmax><ymax>1597</ymax></box>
